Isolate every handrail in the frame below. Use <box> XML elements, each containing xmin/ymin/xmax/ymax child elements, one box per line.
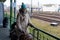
<box><xmin>28</xmin><ymin>23</ymin><xmax>60</xmax><ymax>40</ymax></box>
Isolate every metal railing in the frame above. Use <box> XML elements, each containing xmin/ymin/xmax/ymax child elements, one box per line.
<box><xmin>28</xmin><ymin>23</ymin><xmax>60</xmax><ymax>40</ymax></box>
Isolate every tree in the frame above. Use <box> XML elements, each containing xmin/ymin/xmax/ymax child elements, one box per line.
<box><xmin>0</xmin><ymin>0</ymin><xmax>6</xmax><ymax>2</ymax></box>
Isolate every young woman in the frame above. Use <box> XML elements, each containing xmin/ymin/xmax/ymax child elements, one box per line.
<box><xmin>16</xmin><ymin>3</ymin><xmax>33</xmax><ymax>40</ymax></box>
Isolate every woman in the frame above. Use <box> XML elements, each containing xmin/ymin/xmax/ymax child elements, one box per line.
<box><xmin>16</xmin><ymin>3</ymin><xmax>33</xmax><ymax>40</ymax></box>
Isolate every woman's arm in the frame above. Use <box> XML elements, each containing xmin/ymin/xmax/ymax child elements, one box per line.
<box><xmin>16</xmin><ymin>13</ymin><xmax>23</xmax><ymax>31</ymax></box>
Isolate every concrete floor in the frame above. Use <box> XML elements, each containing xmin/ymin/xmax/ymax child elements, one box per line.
<box><xmin>0</xmin><ymin>28</ymin><xmax>10</xmax><ymax>40</ymax></box>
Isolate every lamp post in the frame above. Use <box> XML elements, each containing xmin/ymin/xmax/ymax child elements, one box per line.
<box><xmin>31</xmin><ymin>0</ymin><xmax>32</xmax><ymax>16</ymax></box>
<box><xmin>38</xmin><ymin>0</ymin><xmax>39</xmax><ymax>14</ymax></box>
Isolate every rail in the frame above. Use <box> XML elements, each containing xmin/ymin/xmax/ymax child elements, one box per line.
<box><xmin>28</xmin><ymin>23</ymin><xmax>60</xmax><ymax>40</ymax></box>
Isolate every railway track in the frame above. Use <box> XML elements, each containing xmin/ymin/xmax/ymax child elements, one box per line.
<box><xmin>33</xmin><ymin>12</ymin><xmax>60</xmax><ymax>17</ymax></box>
<box><xmin>32</xmin><ymin>16</ymin><xmax>60</xmax><ymax>24</ymax></box>
<box><xmin>34</xmin><ymin>14</ymin><xmax>60</xmax><ymax>19</ymax></box>
<box><xmin>33</xmin><ymin>12</ymin><xmax>60</xmax><ymax>16</ymax></box>
<box><xmin>40</xmin><ymin>13</ymin><xmax>60</xmax><ymax>16</ymax></box>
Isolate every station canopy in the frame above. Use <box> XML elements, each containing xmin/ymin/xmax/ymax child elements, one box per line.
<box><xmin>0</xmin><ymin>0</ymin><xmax>6</xmax><ymax>2</ymax></box>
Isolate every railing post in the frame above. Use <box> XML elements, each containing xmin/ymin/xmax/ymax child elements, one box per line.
<box><xmin>37</xmin><ymin>30</ymin><xmax>39</xmax><ymax>40</ymax></box>
<box><xmin>47</xmin><ymin>38</ymin><xmax>49</xmax><ymax>40</ymax></box>
<box><xmin>43</xmin><ymin>34</ymin><xmax>45</xmax><ymax>40</ymax></box>
<box><xmin>33</xmin><ymin>29</ymin><xmax>35</xmax><ymax>40</ymax></box>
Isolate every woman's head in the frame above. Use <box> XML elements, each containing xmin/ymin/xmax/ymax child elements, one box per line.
<box><xmin>19</xmin><ymin>3</ymin><xmax>27</xmax><ymax>15</ymax></box>
<box><xmin>19</xmin><ymin>3</ymin><xmax>27</xmax><ymax>14</ymax></box>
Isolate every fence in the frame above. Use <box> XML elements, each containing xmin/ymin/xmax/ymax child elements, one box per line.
<box><xmin>28</xmin><ymin>23</ymin><xmax>60</xmax><ymax>40</ymax></box>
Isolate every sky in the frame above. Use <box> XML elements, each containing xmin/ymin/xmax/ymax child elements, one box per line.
<box><xmin>4</xmin><ymin>0</ymin><xmax>60</xmax><ymax>7</ymax></box>
<box><xmin>4</xmin><ymin>0</ymin><xmax>60</xmax><ymax>11</ymax></box>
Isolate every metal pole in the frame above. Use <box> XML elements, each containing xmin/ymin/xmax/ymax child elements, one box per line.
<box><xmin>31</xmin><ymin>0</ymin><xmax>32</xmax><ymax>16</ymax></box>
<box><xmin>10</xmin><ymin>0</ymin><xmax>12</xmax><ymax>30</ymax></box>
<box><xmin>14</xmin><ymin>0</ymin><xmax>16</xmax><ymax>22</ymax></box>
<box><xmin>38</xmin><ymin>1</ymin><xmax>39</xmax><ymax>14</ymax></box>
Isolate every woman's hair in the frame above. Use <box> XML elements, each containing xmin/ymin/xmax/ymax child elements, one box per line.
<box><xmin>19</xmin><ymin>8</ymin><xmax>22</xmax><ymax>13</ymax></box>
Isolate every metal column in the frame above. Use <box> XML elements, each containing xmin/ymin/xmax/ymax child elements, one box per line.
<box><xmin>10</xmin><ymin>0</ymin><xmax>12</xmax><ymax>30</ymax></box>
<box><xmin>31</xmin><ymin>0</ymin><xmax>32</xmax><ymax>16</ymax></box>
<box><xmin>14</xmin><ymin>0</ymin><xmax>16</xmax><ymax>22</ymax></box>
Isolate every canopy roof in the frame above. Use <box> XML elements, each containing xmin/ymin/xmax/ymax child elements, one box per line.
<box><xmin>0</xmin><ymin>0</ymin><xmax>6</xmax><ymax>2</ymax></box>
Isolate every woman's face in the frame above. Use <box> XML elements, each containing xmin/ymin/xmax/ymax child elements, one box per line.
<box><xmin>22</xmin><ymin>9</ymin><xmax>26</xmax><ymax>13</ymax></box>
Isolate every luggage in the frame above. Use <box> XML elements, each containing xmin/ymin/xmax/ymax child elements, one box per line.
<box><xmin>3</xmin><ymin>17</ymin><xmax>8</xmax><ymax>28</ymax></box>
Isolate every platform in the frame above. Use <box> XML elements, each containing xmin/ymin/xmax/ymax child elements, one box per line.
<box><xmin>0</xmin><ymin>28</ymin><xmax>10</xmax><ymax>40</ymax></box>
